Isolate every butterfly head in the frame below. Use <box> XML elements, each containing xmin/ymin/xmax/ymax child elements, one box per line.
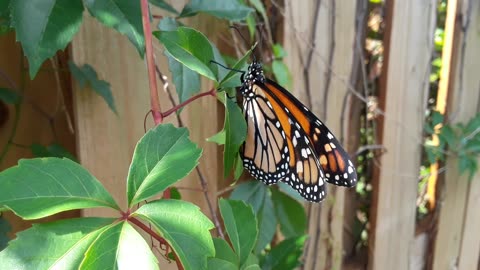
<box><xmin>240</xmin><ymin>61</ymin><xmax>265</xmax><ymax>98</ymax></box>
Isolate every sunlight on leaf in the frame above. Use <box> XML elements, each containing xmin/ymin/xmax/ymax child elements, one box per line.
<box><xmin>0</xmin><ymin>158</ymin><xmax>119</xmax><ymax>219</ymax></box>
<box><xmin>180</xmin><ymin>0</ymin><xmax>253</xmax><ymax>21</ymax></box>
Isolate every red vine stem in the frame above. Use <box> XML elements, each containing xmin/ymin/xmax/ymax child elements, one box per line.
<box><xmin>161</xmin><ymin>88</ymin><xmax>217</xmax><ymax>118</ymax></box>
<box><xmin>128</xmin><ymin>216</ymin><xmax>184</xmax><ymax>270</ymax></box>
<box><xmin>141</xmin><ymin>0</ymin><xmax>163</xmax><ymax>125</ymax></box>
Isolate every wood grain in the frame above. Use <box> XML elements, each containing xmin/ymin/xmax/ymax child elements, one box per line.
<box><xmin>368</xmin><ymin>0</ymin><xmax>436</xmax><ymax>269</ymax></box>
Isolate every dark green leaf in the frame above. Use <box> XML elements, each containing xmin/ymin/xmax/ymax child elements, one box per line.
<box><xmin>166</xmin><ymin>51</ymin><xmax>201</xmax><ymax>108</ymax></box>
<box><xmin>230</xmin><ymin>181</ymin><xmax>266</xmax><ymax>213</ymax></box>
<box><xmin>0</xmin><ymin>217</ymin><xmax>114</xmax><ymax>269</ymax></box>
<box><xmin>0</xmin><ymin>158</ymin><xmax>119</xmax><ymax>219</ymax></box>
<box><xmin>255</xmin><ymin>191</ymin><xmax>276</xmax><ymax>254</ymax></box>
<box><xmin>0</xmin><ymin>88</ymin><xmax>20</xmax><ymax>105</ymax></box>
<box><xmin>431</xmin><ymin>110</ymin><xmax>444</xmax><ymax>127</ymax></box>
<box><xmin>218</xmin><ymin>46</ymin><xmax>254</xmax><ymax>88</ymax></box>
<box><xmin>0</xmin><ymin>0</ymin><xmax>12</xmax><ymax>35</ymax></box>
<box><xmin>154</xmin><ymin>27</ymin><xmax>217</xmax><ymax>81</ymax></box>
<box><xmin>149</xmin><ymin>0</ymin><xmax>179</xmax><ymax>14</ymax></box>
<box><xmin>208</xmin><ymin>237</ymin><xmax>239</xmax><ymax>269</ymax></box>
<box><xmin>424</xmin><ymin>123</ymin><xmax>434</xmax><ymax>135</ymax></box>
<box><xmin>68</xmin><ymin>61</ymin><xmax>117</xmax><ymax>114</ymax></box>
<box><xmin>158</xmin><ymin>17</ymin><xmax>179</xmax><ymax>31</ymax></box>
<box><xmin>224</xmin><ymin>97</ymin><xmax>247</xmax><ymax>177</ymax></box>
<box><xmin>80</xmin><ymin>222</ymin><xmax>158</xmax><ymax>269</ymax></box>
<box><xmin>272</xmin><ymin>60</ymin><xmax>292</xmax><ymax>89</ymax></box>
<box><xmin>10</xmin><ymin>0</ymin><xmax>84</xmax><ymax>78</ymax></box>
<box><xmin>260</xmin><ymin>235</ymin><xmax>307</xmax><ymax>270</ymax></box>
<box><xmin>0</xmin><ymin>216</ymin><xmax>10</xmax><ymax>251</ymax></box>
<box><xmin>439</xmin><ymin>125</ymin><xmax>457</xmax><ymax>147</ymax></box>
<box><xmin>180</xmin><ymin>0</ymin><xmax>253</xmax><ymax>21</ymax></box>
<box><xmin>458</xmin><ymin>154</ymin><xmax>477</xmax><ymax>180</ymax></box>
<box><xmin>219</xmin><ymin>199</ymin><xmax>258</xmax><ymax>266</ymax></box>
<box><xmin>84</xmin><ymin>0</ymin><xmax>144</xmax><ymax>56</ymax></box>
<box><xmin>127</xmin><ymin>124</ymin><xmax>202</xmax><ymax>206</ymax></box>
<box><xmin>271</xmin><ymin>189</ymin><xmax>306</xmax><ymax>238</ymax></box>
<box><xmin>464</xmin><ymin>113</ymin><xmax>480</xmax><ymax>135</ymax></box>
<box><xmin>134</xmin><ymin>200</ymin><xmax>215</xmax><ymax>270</ymax></box>
<box><xmin>170</xmin><ymin>187</ymin><xmax>182</xmax><ymax>200</ymax></box>
<box><xmin>30</xmin><ymin>143</ymin><xmax>77</xmax><ymax>162</ymax></box>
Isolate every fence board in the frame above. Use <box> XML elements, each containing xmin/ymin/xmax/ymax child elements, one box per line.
<box><xmin>369</xmin><ymin>0</ymin><xmax>436</xmax><ymax>269</ymax></box>
<box><xmin>0</xmin><ymin>34</ymin><xmax>78</xmax><ymax>236</ymax></box>
<box><xmin>433</xmin><ymin>0</ymin><xmax>480</xmax><ymax>269</ymax></box>
<box><xmin>284</xmin><ymin>1</ymin><xmax>358</xmax><ymax>269</ymax></box>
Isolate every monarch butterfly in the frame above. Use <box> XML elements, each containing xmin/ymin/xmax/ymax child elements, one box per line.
<box><xmin>239</xmin><ymin>61</ymin><xmax>357</xmax><ymax>202</ymax></box>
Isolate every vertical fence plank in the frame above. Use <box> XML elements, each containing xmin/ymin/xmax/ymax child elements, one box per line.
<box><xmin>369</xmin><ymin>0</ymin><xmax>436</xmax><ymax>269</ymax></box>
<box><xmin>284</xmin><ymin>1</ymin><xmax>358</xmax><ymax>269</ymax></box>
<box><xmin>433</xmin><ymin>0</ymin><xmax>480</xmax><ymax>269</ymax></box>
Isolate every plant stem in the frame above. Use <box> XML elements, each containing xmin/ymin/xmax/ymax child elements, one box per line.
<box><xmin>140</xmin><ymin>0</ymin><xmax>163</xmax><ymax>125</ymax></box>
<box><xmin>161</xmin><ymin>89</ymin><xmax>217</xmax><ymax>118</ymax></box>
<box><xmin>128</xmin><ymin>216</ymin><xmax>184</xmax><ymax>270</ymax></box>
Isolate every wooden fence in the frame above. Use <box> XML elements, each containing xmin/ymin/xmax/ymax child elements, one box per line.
<box><xmin>1</xmin><ymin>0</ymin><xmax>479</xmax><ymax>269</ymax></box>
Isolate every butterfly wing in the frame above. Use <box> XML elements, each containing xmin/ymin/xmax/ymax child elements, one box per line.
<box><xmin>241</xmin><ymin>85</ymin><xmax>290</xmax><ymax>185</ymax></box>
<box><xmin>254</xmin><ymin>83</ymin><xmax>327</xmax><ymax>202</ymax></box>
<box><xmin>262</xmin><ymin>79</ymin><xmax>357</xmax><ymax>188</ymax></box>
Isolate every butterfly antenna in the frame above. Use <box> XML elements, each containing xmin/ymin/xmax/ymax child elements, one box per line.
<box><xmin>230</xmin><ymin>25</ymin><xmax>259</xmax><ymax>62</ymax></box>
<box><xmin>210</xmin><ymin>60</ymin><xmax>245</xmax><ymax>74</ymax></box>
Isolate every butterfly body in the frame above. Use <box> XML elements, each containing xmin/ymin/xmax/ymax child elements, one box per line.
<box><xmin>239</xmin><ymin>61</ymin><xmax>357</xmax><ymax>202</ymax></box>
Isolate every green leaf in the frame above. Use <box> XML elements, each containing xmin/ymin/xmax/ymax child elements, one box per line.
<box><xmin>68</xmin><ymin>61</ymin><xmax>117</xmax><ymax>114</ymax></box>
<box><xmin>241</xmin><ymin>253</ymin><xmax>261</xmax><ymax>270</ymax></box>
<box><xmin>158</xmin><ymin>17</ymin><xmax>179</xmax><ymax>31</ymax></box>
<box><xmin>439</xmin><ymin>125</ymin><xmax>457</xmax><ymax>147</ymax></box>
<box><xmin>0</xmin><ymin>158</ymin><xmax>119</xmax><ymax>219</ymax></box>
<box><xmin>219</xmin><ymin>199</ymin><xmax>258</xmax><ymax>266</ymax></box>
<box><xmin>166</xmin><ymin>51</ymin><xmax>201</xmax><ymax>108</ymax></box>
<box><xmin>271</xmin><ymin>189</ymin><xmax>306</xmax><ymax>238</ymax></box>
<box><xmin>208</xmin><ymin>258</ymin><xmax>238</xmax><ymax>270</ymax></box>
<box><xmin>10</xmin><ymin>0</ymin><xmax>84</xmax><ymax>78</ymax></box>
<box><xmin>230</xmin><ymin>181</ymin><xmax>266</xmax><ymax>213</ymax></box>
<box><xmin>431</xmin><ymin>110</ymin><xmax>444</xmax><ymax>127</ymax></box>
<box><xmin>127</xmin><ymin>124</ymin><xmax>202</xmax><ymax>206</ymax></box>
<box><xmin>272</xmin><ymin>43</ymin><xmax>286</xmax><ymax>59</ymax></box>
<box><xmin>0</xmin><ymin>216</ymin><xmax>11</xmax><ymax>251</ymax></box>
<box><xmin>84</xmin><ymin>0</ymin><xmax>144</xmax><ymax>56</ymax></box>
<box><xmin>224</xmin><ymin>97</ymin><xmax>247</xmax><ymax>177</ymax></box>
<box><xmin>0</xmin><ymin>217</ymin><xmax>114</xmax><ymax>269</ymax></box>
<box><xmin>260</xmin><ymin>235</ymin><xmax>307</xmax><ymax>270</ymax></box>
<box><xmin>0</xmin><ymin>0</ymin><xmax>12</xmax><ymax>35</ymax></box>
<box><xmin>154</xmin><ymin>27</ymin><xmax>217</xmax><ymax>81</ymax></box>
<box><xmin>234</xmin><ymin>154</ymin><xmax>244</xmax><ymax>180</ymax></box>
<box><xmin>277</xmin><ymin>182</ymin><xmax>304</xmax><ymax>202</ymax></box>
<box><xmin>255</xmin><ymin>191</ymin><xmax>276</xmax><ymax>254</ymax></box>
<box><xmin>272</xmin><ymin>60</ymin><xmax>292</xmax><ymax>89</ymax></box>
<box><xmin>218</xmin><ymin>46</ymin><xmax>254</xmax><ymax>88</ymax></box>
<box><xmin>458</xmin><ymin>154</ymin><xmax>478</xmax><ymax>180</ymax></box>
<box><xmin>80</xmin><ymin>222</ymin><xmax>158</xmax><ymax>270</ymax></box>
<box><xmin>208</xmin><ymin>237</ymin><xmax>239</xmax><ymax>269</ymax></box>
<box><xmin>246</xmin><ymin>13</ymin><xmax>256</xmax><ymax>39</ymax></box>
<box><xmin>0</xmin><ymin>88</ymin><xmax>20</xmax><ymax>105</ymax></box>
<box><xmin>134</xmin><ymin>200</ymin><xmax>215</xmax><ymax>270</ymax></box>
<box><xmin>30</xmin><ymin>143</ymin><xmax>78</xmax><ymax>162</ymax></box>
<box><xmin>149</xmin><ymin>0</ymin><xmax>179</xmax><ymax>14</ymax></box>
<box><xmin>207</xmin><ymin>129</ymin><xmax>226</xmax><ymax>145</ymax></box>
<box><xmin>180</xmin><ymin>0</ymin><xmax>253</xmax><ymax>21</ymax></box>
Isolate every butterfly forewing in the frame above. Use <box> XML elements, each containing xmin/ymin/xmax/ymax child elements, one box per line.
<box><xmin>242</xmin><ymin>85</ymin><xmax>290</xmax><ymax>185</ymax></box>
